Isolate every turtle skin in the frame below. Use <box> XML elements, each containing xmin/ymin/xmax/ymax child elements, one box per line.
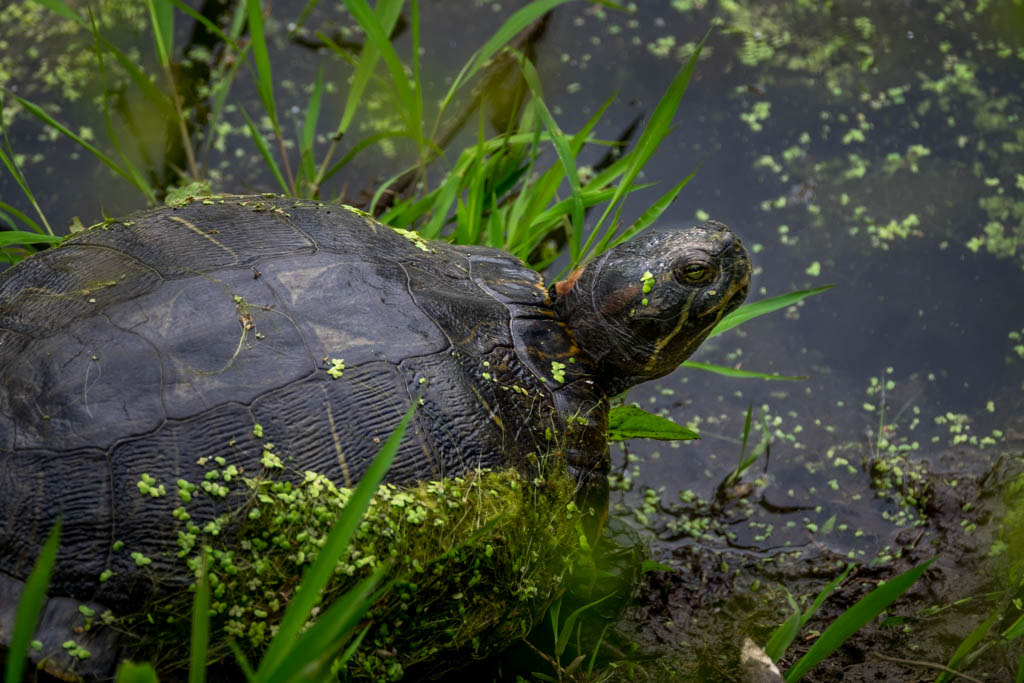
<box><xmin>0</xmin><ymin>195</ymin><xmax>608</xmax><ymax>678</ymax></box>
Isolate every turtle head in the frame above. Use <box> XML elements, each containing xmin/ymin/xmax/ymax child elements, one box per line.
<box><xmin>551</xmin><ymin>221</ymin><xmax>751</xmax><ymax>396</ymax></box>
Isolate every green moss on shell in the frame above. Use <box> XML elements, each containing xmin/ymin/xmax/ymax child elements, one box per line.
<box><xmin>118</xmin><ymin>455</ymin><xmax>587</xmax><ymax>680</ymax></box>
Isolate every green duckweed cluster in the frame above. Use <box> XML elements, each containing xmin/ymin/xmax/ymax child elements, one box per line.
<box><xmin>121</xmin><ymin>457</ymin><xmax>587</xmax><ymax>680</ymax></box>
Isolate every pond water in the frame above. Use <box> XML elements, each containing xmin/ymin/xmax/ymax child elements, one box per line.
<box><xmin>2</xmin><ymin>0</ymin><xmax>1023</xmax><ymax>679</ymax></box>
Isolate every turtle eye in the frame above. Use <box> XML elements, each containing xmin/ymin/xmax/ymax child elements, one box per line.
<box><xmin>675</xmin><ymin>261</ymin><xmax>715</xmax><ymax>286</ymax></box>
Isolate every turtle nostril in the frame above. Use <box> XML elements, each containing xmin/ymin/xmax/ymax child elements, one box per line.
<box><xmin>714</xmin><ymin>233</ymin><xmax>736</xmax><ymax>255</ymax></box>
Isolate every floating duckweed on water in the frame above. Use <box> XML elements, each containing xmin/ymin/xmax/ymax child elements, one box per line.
<box><xmin>137</xmin><ymin>473</ymin><xmax>166</xmax><ymax>497</ymax></box>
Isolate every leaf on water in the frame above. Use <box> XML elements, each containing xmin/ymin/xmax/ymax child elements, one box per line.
<box><xmin>607</xmin><ymin>405</ymin><xmax>699</xmax><ymax>442</ymax></box>
<box><xmin>710</xmin><ymin>285</ymin><xmax>834</xmax><ymax>338</ymax></box>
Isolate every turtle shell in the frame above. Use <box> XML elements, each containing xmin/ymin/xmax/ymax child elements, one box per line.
<box><xmin>0</xmin><ymin>195</ymin><xmax>608</xmax><ymax>676</ymax></box>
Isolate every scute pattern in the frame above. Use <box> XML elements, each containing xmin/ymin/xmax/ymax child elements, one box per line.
<box><xmin>0</xmin><ymin>196</ymin><xmax>607</xmax><ymax>654</ymax></box>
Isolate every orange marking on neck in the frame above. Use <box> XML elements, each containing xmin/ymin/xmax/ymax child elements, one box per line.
<box><xmin>554</xmin><ymin>266</ymin><xmax>586</xmax><ymax>297</ymax></box>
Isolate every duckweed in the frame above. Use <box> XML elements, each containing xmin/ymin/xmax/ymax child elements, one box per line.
<box><xmin>112</xmin><ymin>451</ymin><xmax>587</xmax><ymax>680</ymax></box>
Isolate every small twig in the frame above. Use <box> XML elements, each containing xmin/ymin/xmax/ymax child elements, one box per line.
<box><xmin>871</xmin><ymin>652</ymin><xmax>987</xmax><ymax>683</ymax></box>
<box><xmin>522</xmin><ymin>636</ymin><xmax>564</xmax><ymax>683</ymax></box>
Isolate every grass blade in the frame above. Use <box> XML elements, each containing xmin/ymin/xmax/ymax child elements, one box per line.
<box><xmin>936</xmin><ymin>609</ymin><xmax>1000</xmax><ymax>683</ymax></box>
<box><xmin>31</xmin><ymin>0</ymin><xmax>82</xmax><ymax>23</ymax></box>
<box><xmin>299</xmin><ymin>67</ymin><xmax>325</xmax><ymax>193</ymax></box>
<box><xmin>682</xmin><ymin>361</ymin><xmax>807</xmax><ymax>381</ymax></box>
<box><xmin>245</xmin><ymin>0</ymin><xmax>278</xmax><ymax>131</ymax></box>
<box><xmin>342</xmin><ymin>0</ymin><xmax>420</xmax><ymax>148</ymax></box>
<box><xmin>801</xmin><ymin>564</ymin><xmax>854</xmax><ymax>624</ymax></box>
<box><xmin>87</xmin><ymin>9</ymin><xmax>158</xmax><ymax>205</ymax></box>
<box><xmin>144</xmin><ymin>0</ymin><xmax>175</xmax><ymax>68</ymax></box>
<box><xmin>318</xmin><ymin>128</ymin><xmax>413</xmax><ymax>188</ymax></box>
<box><xmin>767</xmin><ymin>565</ymin><xmax>854</xmax><ymax>660</ymax></box>
<box><xmin>710</xmin><ymin>285</ymin><xmax>834</xmax><ymax>338</ymax></box>
<box><xmin>259</xmin><ymin>569</ymin><xmax>386</xmax><ymax>682</ymax></box>
<box><xmin>199</xmin><ymin>7</ymin><xmax>249</xmax><ymax>162</ymax></box>
<box><xmin>169</xmin><ymin>0</ymin><xmax>242</xmax><ymax>51</ymax></box>
<box><xmin>115</xmin><ymin>661</ymin><xmax>160</xmax><ymax>683</ymax></box>
<box><xmin>421</xmin><ymin>166</ymin><xmax>462</xmax><ymax>239</ymax></box>
<box><xmin>517</xmin><ymin>54</ymin><xmax>584</xmax><ymax>259</ymax></box>
<box><xmin>226</xmin><ymin>638</ymin><xmax>255</xmax><ymax>681</ymax></box>
<box><xmin>0</xmin><ymin>202</ymin><xmax>42</xmax><ymax>234</ymax></box>
<box><xmin>332</xmin><ymin>0</ymin><xmax>403</xmax><ymax>138</ymax></box>
<box><xmin>11</xmin><ymin>93</ymin><xmax>156</xmax><ymax>200</ymax></box>
<box><xmin>438</xmin><ymin>0</ymin><xmax>574</xmax><ymax>120</ymax></box>
<box><xmin>0</xmin><ymin>95</ymin><xmax>53</xmax><ymax>234</ymax></box>
<box><xmin>240</xmin><ymin>107</ymin><xmax>290</xmax><ymax>195</ymax></box>
<box><xmin>32</xmin><ymin>1</ymin><xmax>174</xmax><ymax>117</ymax></box>
<box><xmin>5</xmin><ymin>519</ymin><xmax>61</xmax><ymax>683</ymax></box>
<box><xmin>253</xmin><ymin>403</ymin><xmax>415</xmax><ymax>678</ymax></box>
<box><xmin>555</xmin><ymin>593</ymin><xmax>613</xmax><ymax>658</ymax></box>
<box><xmin>335</xmin><ymin>624</ymin><xmax>372</xmax><ymax>669</ymax></box>
<box><xmin>583</xmin><ymin>29</ymin><xmax>710</xmax><ymax>260</ymax></box>
<box><xmin>189</xmin><ymin>562</ymin><xmax>211</xmax><ymax>683</ymax></box>
<box><xmin>784</xmin><ymin>557</ymin><xmax>935</xmax><ymax>681</ymax></box>
<box><xmin>765</xmin><ymin>597</ymin><xmax>802</xmax><ymax>662</ymax></box>
<box><xmin>0</xmin><ymin>230</ymin><xmax>63</xmax><ymax>247</ymax></box>
<box><xmin>609</xmin><ymin>166</ymin><xmax>700</xmax><ymax>248</ymax></box>
<box><xmin>511</xmin><ymin>93</ymin><xmax>617</xmax><ymax>256</ymax></box>
<box><xmin>729</xmin><ymin>401</ymin><xmax>755</xmax><ymax>484</ymax></box>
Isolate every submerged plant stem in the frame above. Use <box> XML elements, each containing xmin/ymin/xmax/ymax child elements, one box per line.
<box><xmin>870</xmin><ymin>653</ymin><xmax>986</xmax><ymax>683</ymax></box>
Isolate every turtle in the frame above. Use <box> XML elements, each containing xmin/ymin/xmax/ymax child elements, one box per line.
<box><xmin>0</xmin><ymin>194</ymin><xmax>750</xmax><ymax>679</ymax></box>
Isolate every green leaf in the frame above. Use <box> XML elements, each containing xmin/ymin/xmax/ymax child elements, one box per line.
<box><xmin>245</xmin><ymin>0</ymin><xmax>279</xmax><ymax>133</ymax></box>
<box><xmin>144</xmin><ymin>0</ymin><xmax>175</xmax><ymax>68</ymax></box>
<box><xmin>936</xmin><ymin>609</ymin><xmax>1000</xmax><ymax>683</ymax></box>
<box><xmin>641</xmin><ymin>560</ymin><xmax>675</xmax><ymax>573</ymax></box>
<box><xmin>168</xmin><ymin>0</ymin><xmax>241</xmax><ymax>51</ymax></box>
<box><xmin>801</xmin><ymin>564</ymin><xmax>853</xmax><ymax>624</ymax></box>
<box><xmin>784</xmin><ymin>558</ymin><xmax>935</xmax><ymax>681</ymax></box>
<box><xmin>610</xmin><ymin>165</ymin><xmax>700</xmax><ymax>248</ymax></box>
<box><xmin>766</xmin><ymin>604</ymin><xmax>802</xmax><ymax>663</ymax></box>
<box><xmin>0</xmin><ymin>230</ymin><xmax>63</xmax><ymax>247</ymax></box>
<box><xmin>332</xmin><ymin>0</ymin><xmax>403</xmax><ymax>139</ymax></box>
<box><xmin>710</xmin><ymin>285</ymin><xmax>834</xmax><ymax>338</ymax></box>
<box><xmin>0</xmin><ymin>201</ymin><xmax>43</xmax><ymax>235</ymax></box>
<box><xmin>439</xmin><ymin>0</ymin><xmax>574</xmax><ymax>118</ymax></box>
<box><xmin>299</xmin><ymin>67</ymin><xmax>325</xmax><ymax>193</ymax></box>
<box><xmin>517</xmin><ymin>54</ymin><xmax>584</xmax><ymax>259</ymax></box>
<box><xmin>1003</xmin><ymin>610</ymin><xmax>1024</xmax><ymax>640</ymax></box>
<box><xmin>0</xmin><ymin>94</ymin><xmax>52</xmax><ymax>235</ymax></box>
<box><xmin>342</xmin><ymin>0</ymin><xmax>419</xmax><ymax>142</ymax></box>
<box><xmin>189</xmin><ymin>562</ymin><xmax>210</xmax><ymax>683</ymax></box>
<box><xmin>115</xmin><ymin>661</ymin><xmax>160</xmax><ymax>683</ymax></box>
<box><xmin>5</xmin><ymin>519</ymin><xmax>61</xmax><ymax>683</ymax></box>
<box><xmin>31</xmin><ymin>0</ymin><xmax>83</xmax><ymax>23</ymax></box>
<box><xmin>583</xmin><ymin>29</ymin><xmax>710</xmax><ymax>261</ymax></box>
<box><xmin>11</xmin><ymin>93</ymin><xmax>156</xmax><ymax>200</ymax></box>
<box><xmin>261</xmin><ymin>570</ymin><xmax>386</xmax><ymax>682</ymax></box>
<box><xmin>253</xmin><ymin>403</ymin><xmax>415</xmax><ymax>680</ymax></box>
<box><xmin>682</xmin><ymin>361</ymin><xmax>806</xmax><ymax>381</ymax></box>
<box><xmin>87</xmin><ymin>9</ymin><xmax>158</xmax><ymax>205</ymax></box>
<box><xmin>555</xmin><ymin>593</ymin><xmax>613</xmax><ymax>658</ymax></box>
<box><xmin>607</xmin><ymin>405</ymin><xmax>699</xmax><ymax>442</ymax></box>
<box><xmin>766</xmin><ymin>565</ymin><xmax>853</xmax><ymax>661</ymax></box>
<box><xmin>240</xmin><ymin>107</ymin><xmax>290</xmax><ymax>195</ymax></box>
